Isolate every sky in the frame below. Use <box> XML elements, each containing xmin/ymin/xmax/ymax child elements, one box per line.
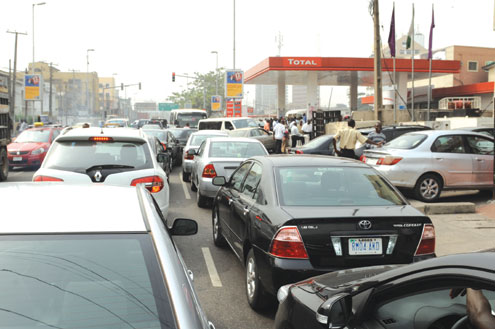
<box><xmin>2</xmin><ymin>0</ymin><xmax>494</xmax><ymax>108</ymax></box>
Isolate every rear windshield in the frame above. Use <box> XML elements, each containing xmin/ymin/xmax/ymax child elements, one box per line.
<box><xmin>232</xmin><ymin>119</ymin><xmax>258</xmax><ymax>129</ymax></box>
<box><xmin>168</xmin><ymin>129</ymin><xmax>195</xmax><ymax>140</ymax></box>
<box><xmin>190</xmin><ymin>134</ymin><xmax>224</xmax><ymax>146</ymax></box>
<box><xmin>385</xmin><ymin>133</ymin><xmax>427</xmax><ymax>149</ymax></box>
<box><xmin>209</xmin><ymin>141</ymin><xmax>267</xmax><ymax>158</ymax></box>
<box><xmin>44</xmin><ymin>140</ymin><xmax>153</xmax><ymax>171</ymax></box>
<box><xmin>176</xmin><ymin>112</ymin><xmax>206</xmax><ymax>127</ymax></box>
<box><xmin>15</xmin><ymin>129</ymin><xmax>51</xmax><ymax>143</ymax></box>
<box><xmin>276</xmin><ymin>166</ymin><xmax>405</xmax><ymax>206</ymax></box>
<box><xmin>0</xmin><ymin>234</ymin><xmax>175</xmax><ymax>329</ymax></box>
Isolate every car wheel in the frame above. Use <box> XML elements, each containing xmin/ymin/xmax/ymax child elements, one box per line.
<box><xmin>197</xmin><ymin>190</ymin><xmax>208</xmax><ymax>208</ymax></box>
<box><xmin>0</xmin><ymin>148</ymin><xmax>9</xmax><ymax>182</ymax></box>
<box><xmin>182</xmin><ymin>171</ymin><xmax>190</xmax><ymax>182</ymax></box>
<box><xmin>414</xmin><ymin>173</ymin><xmax>443</xmax><ymax>202</ymax></box>
<box><xmin>191</xmin><ymin>177</ymin><xmax>198</xmax><ymax>192</ymax></box>
<box><xmin>212</xmin><ymin>207</ymin><xmax>227</xmax><ymax>247</ymax></box>
<box><xmin>246</xmin><ymin>249</ymin><xmax>270</xmax><ymax>310</ymax></box>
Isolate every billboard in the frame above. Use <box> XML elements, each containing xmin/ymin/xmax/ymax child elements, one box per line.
<box><xmin>225</xmin><ymin>70</ymin><xmax>243</xmax><ymax>99</ymax></box>
<box><xmin>24</xmin><ymin>74</ymin><xmax>42</xmax><ymax>100</ymax></box>
<box><xmin>158</xmin><ymin>103</ymin><xmax>179</xmax><ymax>111</ymax></box>
<box><xmin>226</xmin><ymin>99</ymin><xmax>242</xmax><ymax>117</ymax></box>
<box><xmin>211</xmin><ymin>95</ymin><xmax>221</xmax><ymax>111</ymax></box>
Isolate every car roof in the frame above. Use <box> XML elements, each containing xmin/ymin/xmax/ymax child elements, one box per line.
<box><xmin>0</xmin><ymin>183</ymin><xmax>147</xmax><ymax>233</ymax></box>
<box><xmin>191</xmin><ymin>130</ymin><xmax>228</xmax><ymax>136</ymax></box>
<box><xmin>250</xmin><ymin>154</ymin><xmax>369</xmax><ymax>167</ymax></box>
<box><xmin>231</xmin><ymin>127</ymin><xmax>262</xmax><ymax>131</ymax></box>
<box><xmin>58</xmin><ymin>127</ymin><xmax>146</xmax><ymax>141</ymax></box>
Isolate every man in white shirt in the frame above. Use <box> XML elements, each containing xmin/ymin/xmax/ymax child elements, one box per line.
<box><xmin>302</xmin><ymin>119</ymin><xmax>313</xmax><ymax>140</ymax></box>
<box><xmin>273</xmin><ymin>119</ymin><xmax>286</xmax><ymax>154</ymax></box>
<box><xmin>291</xmin><ymin>121</ymin><xmax>301</xmax><ymax>148</ymax></box>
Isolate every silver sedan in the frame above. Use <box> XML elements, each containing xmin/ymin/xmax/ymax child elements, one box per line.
<box><xmin>363</xmin><ymin>130</ymin><xmax>494</xmax><ymax>202</ymax></box>
<box><xmin>189</xmin><ymin>137</ymin><xmax>268</xmax><ymax>207</ymax></box>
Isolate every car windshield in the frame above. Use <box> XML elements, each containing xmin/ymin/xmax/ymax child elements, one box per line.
<box><xmin>303</xmin><ymin>135</ymin><xmax>330</xmax><ymax>148</ymax></box>
<box><xmin>384</xmin><ymin>134</ymin><xmax>427</xmax><ymax>149</ymax></box>
<box><xmin>209</xmin><ymin>141</ymin><xmax>267</xmax><ymax>158</ymax></box>
<box><xmin>176</xmin><ymin>112</ymin><xmax>207</xmax><ymax>128</ymax></box>
<box><xmin>232</xmin><ymin>119</ymin><xmax>258</xmax><ymax>129</ymax></box>
<box><xmin>276</xmin><ymin>166</ymin><xmax>405</xmax><ymax>206</ymax></box>
<box><xmin>169</xmin><ymin>128</ymin><xmax>195</xmax><ymax>140</ymax></box>
<box><xmin>15</xmin><ymin>130</ymin><xmax>51</xmax><ymax>143</ymax></box>
<box><xmin>44</xmin><ymin>140</ymin><xmax>153</xmax><ymax>171</ymax></box>
<box><xmin>190</xmin><ymin>134</ymin><xmax>224</xmax><ymax>146</ymax></box>
<box><xmin>144</xmin><ymin>130</ymin><xmax>167</xmax><ymax>142</ymax></box>
<box><xmin>0</xmin><ymin>234</ymin><xmax>174</xmax><ymax>329</ymax></box>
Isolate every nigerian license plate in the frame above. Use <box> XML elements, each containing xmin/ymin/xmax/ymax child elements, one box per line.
<box><xmin>13</xmin><ymin>157</ymin><xmax>23</xmax><ymax>162</ymax></box>
<box><xmin>366</xmin><ymin>158</ymin><xmax>378</xmax><ymax>165</ymax></box>
<box><xmin>349</xmin><ymin>238</ymin><xmax>382</xmax><ymax>255</ymax></box>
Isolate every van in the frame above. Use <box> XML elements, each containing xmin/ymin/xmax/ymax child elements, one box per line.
<box><xmin>198</xmin><ymin>117</ymin><xmax>259</xmax><ymax>131</ymax></box>
<box><xmin>170</xmin><ymin>109</ymin><xmax>207</xmax><ymax>128</ymax></box>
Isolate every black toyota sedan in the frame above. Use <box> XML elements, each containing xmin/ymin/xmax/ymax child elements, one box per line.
<box><xmin>211</xmin><ymin>155</ymin><xmax>435</xmax><ymax>310</ymax></box>
<box><xmin>275</xmin><ymin>252</ymin><xmax>495</xmax><ymax>329</ymax></box>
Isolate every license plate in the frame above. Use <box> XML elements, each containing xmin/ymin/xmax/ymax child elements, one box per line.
<box><xmin>366</xmin><ymin>158</ymin><xmax>378</xmax><ymax>165</ymax></box>
<box><xmin>13</xmin><ymin>157</ymin><xmax>23</xmax><ymax>162</ymax></box>
<box><xmin>348</xmin><ymin>238</ymin><xmax>382</xmax><ymax>255</ymax></box>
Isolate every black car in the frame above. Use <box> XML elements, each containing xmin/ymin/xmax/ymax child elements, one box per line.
<box><xmin>146</xmin><ymin>135</ymin><xmax>172</xmax><ymax>180</ymax></box>
<box><xmin>275</xmin><ymin>252</ymin><xmax>495</xmax><ymax>329</ymax></box>
<box><xmin>288</xmin><ymin>135</ymin><xmax>334</xmax><ymax>155</ymax></box>
<box><xmin>169</xmin><ymin>128</ymin><xmax>198</xmax><ymax>148</ymax></box>
<box><xmin>211</xmin><ymin>155</ymin><xmax>435</xmax><ymax>310</ymax></box>
<box><xmin>143</xmin><ymin>129</ymin><xmax>182</xmax><ymax>166</ymax></box>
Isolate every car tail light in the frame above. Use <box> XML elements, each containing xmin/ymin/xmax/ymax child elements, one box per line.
<box><xmin>33</xmin><ymin>175</ymin><xmax>64</xmax><ymax>182</ymax></box>
<box><xmin>130</xmin><ymin>176</ymin><xmax>164</xmax><ymax>193</ymax></box>
<box><xmin>376</xmin><ymin>156</ymin><xmax>402</xmax><ymax>165</ymax></box>
<box><xmin>360</xmin><ymin>155</ymin><xmax>367</xmax><ymax>162</ymax></box>
<box><xmin>202</xmin><ymin>164</ymin><xmax>217</xmax><ymax>178</ymax></box>
<box><xmin>415</xmin><ymin>224</ymin><xmax>435</xmax><ymax>256</ymax></box>
<box><xmin>295</xmin><ymin>150</ymin><xmax>304</xmax><ymax>154</ymax></box>
<box><xmin>89</xmin><ymin>136</ymin><xmax>113</xmax><ymax>142</ymax></box>
<box><xmin>270</xmin><ymin>226</ymin><xmax>308</xmax><ymax>259</ymax></box>
<box><xmin>184</xmin><ymin>153</ymin><xmax>194</xmax><ymax>160</ymax></box>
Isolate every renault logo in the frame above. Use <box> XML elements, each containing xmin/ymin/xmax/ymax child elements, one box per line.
<box><xmin>94</xmin><ymin>171</ymin><xmax>102</xmax><ymax>182</ymax></box>
<box><xmin>17</xmin><ymin>151</ymin><xmax>20</xmax><ymax>155</ymax></box>
<box><xmin>358</xmin><ymin>220</ymin><xmax>372</xmax><ymax>230</ymax></box>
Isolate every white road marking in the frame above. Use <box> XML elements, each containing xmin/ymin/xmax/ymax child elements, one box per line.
<box><xmin>180</xmin><ymin>172</ymin><xmax>191</xmax><ymax>200</ymax></box>
<box><xmin>202</xmin><ymin>247</ymin><xmax>222</xmax><ymax>287</ymax></box>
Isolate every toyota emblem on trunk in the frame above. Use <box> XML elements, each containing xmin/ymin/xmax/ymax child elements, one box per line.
<box><xmin>358</xmin><ymin>220</ymin><xmax>372</xmax><ymax>230</ymax></box>
<box><xmin>94</xmin><ymin>171</ymin><xmax>102</xmax><ymax>182</ymax></box>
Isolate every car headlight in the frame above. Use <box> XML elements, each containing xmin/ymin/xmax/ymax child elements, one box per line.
<box><xmin>31</xmin><ymin>147</ymin><xmax>45</xmax><ymax>155</ymax></box>
<box><xmin>277</xmin><ymin>284</ymin><xmax>292</xmax><ymax>304</ymax></box>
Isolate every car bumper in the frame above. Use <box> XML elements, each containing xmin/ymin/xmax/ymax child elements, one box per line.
<box><xmin>370</xmin><ymin>164</ymin><xmax>419</xmax><ymax>189</ymax></box>
<box><xmin>182</xmin><ymin>159</ymin><xmax>194</xmax><ymax>173</ymax></box>
<box><xmin>198</xmin><ymin>177</ymin><xmax>220</xmax><ymax>198</ymax></box>
<box><xmin>254</xmin><ymin>246</ymin><xmax>435</xmax><ymax>296</ymax></box>
<box><xmin>8</xmin><ymin>154</ymin><xmax>45</xmax><ymax>167</ymax></box>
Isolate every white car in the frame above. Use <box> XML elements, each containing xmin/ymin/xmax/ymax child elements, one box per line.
<box><xmin>33</xmin><ymin>127</ymin><xmax>170</xmax><ymax>217</ymax></box>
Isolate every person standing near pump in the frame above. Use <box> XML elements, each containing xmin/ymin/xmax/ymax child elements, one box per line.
<box><xmin>365</xmin><ymin>122</ymin><xmax>386</xmax><ymax>149</ymax></box>
<box><xmin>332</xmin><ymin>119</ymin><xmax>382</xmax><ymax>159</ymax></box>
<box><xmin>290</xmin><ymin>121</ymin><xmax>302</xmax><ymax>148</ymax></box>
<box><xmin>273</xmin><ymin>119</ymin><xmax>286</xmax><ymax>154</ymax></box>
<box><xmin>302</xmin><ymin>119</ymin><xmax>313</xmax><ymax>140</ymax></box>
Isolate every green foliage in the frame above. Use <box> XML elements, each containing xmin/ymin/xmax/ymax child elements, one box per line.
<box><xmin>167</xmin><ymin>70</ymin><xmax>225</xmax><ymax>111</ymax></box>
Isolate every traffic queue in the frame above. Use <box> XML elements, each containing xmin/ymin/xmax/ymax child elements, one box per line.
<box><xmin>2</xmin><ymin>113</ymin><xmax>495</xmax><ymax>329</ymax></box>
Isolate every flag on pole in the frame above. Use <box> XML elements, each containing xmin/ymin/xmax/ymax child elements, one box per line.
<box><xmin>406</xmin><ymin>15</ymin><xmax>414</xmax><ymax>49</ymax></box>
<box><xmin>388</xmin><ymin>5</ymin><xmax>396</xmax><ymax>57</ymax></box>
<box><xmin>428</xmin><ymin>6</ymin><xmax>435</xmax><ymax>59</ymax></box>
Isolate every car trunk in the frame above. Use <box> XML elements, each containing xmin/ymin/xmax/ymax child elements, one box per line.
<box><xmin>362</xmin><ymin>149</ymin><xmax>393</xmax><ymax>165</ymax></box>
<box><xmin>281</xmin><ymin>206</ymin><xmax>429</xmax><ymax>269</ymax></box>
<box><xmin>210</xmin><ymin>158</ymin><xmax>245</xmax><ymax>179</ymax></box>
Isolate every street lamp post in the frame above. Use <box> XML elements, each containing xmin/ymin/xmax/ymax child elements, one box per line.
<box><xmin>32</xmin><ymin>2</ymin><xmax>46</xmax><ymax>122</ymax></box>
<box><xmin>211</xmin><ymin>51</ymin><xmax>219</xmax><ymax>96</ymax></box>
<box><xmin>86</xmin><ymin>48</ymin><xmax>95</xmax><ymax>114</ymax></box>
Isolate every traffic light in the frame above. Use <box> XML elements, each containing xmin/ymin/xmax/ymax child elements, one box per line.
<box><xmin>172</xmin><ymin>72</ymin><xmax>175</xmax><ymax>82</ymax></box>
<box><xmin>139</xmin><ymin>82</ymin><xmax>141</xmax><ymax>90</ymax></box>
<box><xmin>121</xmin><ymin>83</ymin><xmax>124</xmax><ymax>90</ymax></box>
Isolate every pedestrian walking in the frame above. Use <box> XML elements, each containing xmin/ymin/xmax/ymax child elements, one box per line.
<box><xmin>366</xmin><ymin>122</ymin><xmax>386</xmax><ymax>149</ymax></box>
<box><xmin>332</xmin><ymin>119</ymin><xmax>383</xmax><ymax>159</ymax></box>
<box><xmin>273</xmin><ymin>119</ymin><xmax>286</xmax><ymax>154</ymax></box>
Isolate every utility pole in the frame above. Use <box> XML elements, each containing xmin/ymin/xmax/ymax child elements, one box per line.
<box><xmin>49</xmin><ymin>62</ymin><xmax>55</xmax><ymax>117</ymax></box>
<box><xmin>372</xmin><ymin>0</ymin><xmax>383</xmax><ymax>120</ymax></box>
<box><xmin>233</xmin><ymin>0</ymin><xmax>236</xmax><ymax>69</ymax></box>
<box><xmin>7</xmin><ymin>30</ymin><xmax>27</xmax><ymax>121</ymax></box>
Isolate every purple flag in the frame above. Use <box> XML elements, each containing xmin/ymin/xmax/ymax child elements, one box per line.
<box><xmin>428</xmin><ymin>7</ymin><xmax>435</xmax><ymax>59</ymax></box>
<box><xmin>388</xmin><ymin>7</ymin><xmax>396</xmax><ymax>57</ymax></box>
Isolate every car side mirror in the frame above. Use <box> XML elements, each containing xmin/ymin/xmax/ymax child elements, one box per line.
<box><xmin>316</xmin><ymin>293</ymin><xmax>352</xmax><ymax>329</ymax></box>
<box><xmin>170</xmin><ymin>218</ymin><xmax>198</xmax><ymax>236</ymax></box>
<box><xmin>187</xmin><ymin>149</ymin><xmax>197</xmax><ymax>156</ymax></box>
<box><xmin>212</xmin><ymin>176</ymin><xmax>226</xmax><ymax>186</ymax></box>
<box><xmin>157</xmin><ymin>153</ymin><xmax>168</xmax><ymax>163</ymax></box>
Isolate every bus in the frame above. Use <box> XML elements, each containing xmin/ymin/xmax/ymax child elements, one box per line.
<box><xmin>169</xmin><ymin>109</ymin><xmax>207</xmax><ymax>128</ymax></box>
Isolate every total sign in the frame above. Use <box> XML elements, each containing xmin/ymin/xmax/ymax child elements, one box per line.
<box><xmin>283</xmin><ymin>57</ymin><xmax>322</xmax><ymax>67</ymax></box>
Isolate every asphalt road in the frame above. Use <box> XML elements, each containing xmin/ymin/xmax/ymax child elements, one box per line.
<box><xmin>5</xmin><ymin>168</ymin><xmax>36</xmax><ymax>182</ymax></box>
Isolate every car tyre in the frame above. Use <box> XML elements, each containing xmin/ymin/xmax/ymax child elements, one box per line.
<box><xmin>246</xmin><ymin>249</ymin><xmax>270</xmax><ymax>311</ymax></box>
<box><xmin>197</xmin><ymin>190</ymin><xmax>208</xmax><ymax>208</ymax></box>
<box><xmin>414</xmin><ymin>173</ymin><xmax>442</xmax><ymax>203</ymax></box>
<box><xmin>182</xmin><ymin>171</ymin><xmax>190</xmax><ymax>182</ymax></box>
<box><xmin>0</xmin><ymin>148</ymin><xmax>9</xmax><ymax>181</ymax></box>
<box><xmin>212</xmin><ymin>207</ymin><xmax>227</xmax><ymax>247</ymax></box>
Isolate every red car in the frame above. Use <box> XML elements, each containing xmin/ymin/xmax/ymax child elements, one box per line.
<box><xmin>8</xmin><ymin>127</ymin><xmax>62</xmax><ymax>169</ymax></box>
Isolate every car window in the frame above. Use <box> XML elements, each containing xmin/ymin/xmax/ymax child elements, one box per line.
<box><xmin>44</xmin><ymin>140</ymin><xmax>153</xmax><ymax>171</ymax></box>
<box><xmin>197</xmin><ymin>141</ymin><xmax>206</xmax><ymax>156</ymax></box>
<box><xmin>230</xmin><ymin>162</ymin><xmax>252</xmax><ymax>192</ymax></box>
<box><xmin>15</xmin><ymin>129</ymin><xmax>51</xmax><ymax>143</ymax></box>
<box><xmin>250</xmin><ymin>129</ymin><xmax>261</xmax><ymax>137</ymax></box>
<box><xmin>466</xmin><ymin>135</ymin><xmax>494</xmax><ymax>155</ymax></box>
<box><xmin>232</xmin><ymin>119</ymin><xmax>258</xmax><ymax>128</ymax></box>
<box><xmin>242</xmin><ymin>163</ymin><xmax>262</xmax><ymax>199</ymax></box>
<box><xmin>199</xmin><ymin>121</ymin><xmax>222</xmax><ymax>130</ymax></box>
<box><xmin>225</xmin><ymin>121</ymin><xmax>234</xmax><ymax>130</ymax></box>
<box><xmin>431</xmin><ymin>135</ymin><xmax>466</xmax><ymax>153</ymax></box>
<box><xmin>209</xmin><ymin>141</ymin><xmax>267</xmax><ymax>158</ymax></box>
<box><xmin>276</xmin><ymin>166</ymin><xmax>405</xmax><ymax>206</ymax></box>
<box><xmin>259</xmin><ymin>129</ymin><xmax>270</xmax><ymax>136</ymax></box>
<box><xmin>52</xmin><ymin>129</ymin><xmax>61</xmax><ymax>140</ymax></box>
<box><xmin>0</xmin><ymin>234</ymin><xmax>175</xmax><ymax>329</ymax></box>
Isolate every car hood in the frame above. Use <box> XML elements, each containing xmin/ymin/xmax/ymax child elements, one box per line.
<box><xmin>8</xmin><ymin>142</ymin><xmax>49</xmax><ymax>152</ymax></box>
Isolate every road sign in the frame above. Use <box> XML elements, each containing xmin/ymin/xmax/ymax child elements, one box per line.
<box><xmin>225</xmin><ymin>70</ymin><xmax>244</xmax><ymax>99</ymax></box>
<box><xmin>158</xmin><ymin>103</ymin><xmax>179</xmax><ymax>111</ymax></box>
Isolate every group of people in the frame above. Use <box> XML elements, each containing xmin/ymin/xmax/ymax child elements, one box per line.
<box><xmin>263</xmin><ymin>117</ymin><xmax>312</xmax><ymax>154</ymax></box>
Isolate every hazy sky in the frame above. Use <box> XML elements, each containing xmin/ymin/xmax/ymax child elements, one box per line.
<box><xmin>2</xmin><ymin>0</ymin><xmax>494</xmax><ymax>106</ymax></box>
